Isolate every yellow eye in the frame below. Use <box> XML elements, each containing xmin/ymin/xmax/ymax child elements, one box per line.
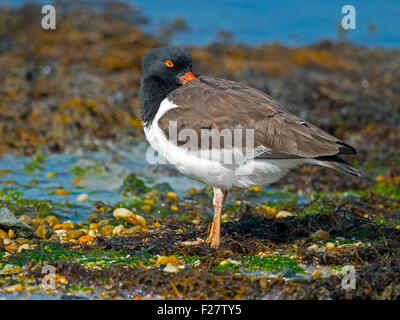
<box><xmin>165</xmin><ymin>60</ymin><xmax>174</xmax><ymax>68</ymax></box>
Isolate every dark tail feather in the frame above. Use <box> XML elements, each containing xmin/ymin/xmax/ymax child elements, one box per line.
<box><xmin>314</xmin><ymin>155</ymin><xmax>362</xmax><ymax>177</ymax></box>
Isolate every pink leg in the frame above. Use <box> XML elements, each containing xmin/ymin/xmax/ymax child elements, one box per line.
<box><xmin>205</xmin><ymin>187</ymin><xmax>227</xmax><ymax>248</ymax></box>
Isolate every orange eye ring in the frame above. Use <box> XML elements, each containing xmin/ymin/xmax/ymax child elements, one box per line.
<box><xmin>165</xmin><ymin>60</ymin><xmax>174</xmax><ymax>68</ymax></box>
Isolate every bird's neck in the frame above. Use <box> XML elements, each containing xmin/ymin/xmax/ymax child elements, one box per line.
<box><xmin>140</xmin><ymin>76</ymin><xmax>180</xmax><ymax>127</ymax></box>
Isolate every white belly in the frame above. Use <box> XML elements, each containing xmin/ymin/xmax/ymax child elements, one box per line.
<box><xmin>144</xmin><ymin>99</ymin><xmax>305</xmax><ymax>189</ymax></box>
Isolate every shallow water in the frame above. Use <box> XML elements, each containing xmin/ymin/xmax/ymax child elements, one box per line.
<box><xmin>0</xmin><ymin>143</ymin><xmax>205</xmax><ymax>222</ymax></box>
<box><xmin>0</xmin><ymin>143</ymin><xmax>300</xmax><ymax>222</ymax></box>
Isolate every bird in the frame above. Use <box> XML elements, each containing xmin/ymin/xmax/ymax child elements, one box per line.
<box><xmin>139</xmin><ymin>46</ymin><xmax>360</xmax><ymax>248</ymax></box>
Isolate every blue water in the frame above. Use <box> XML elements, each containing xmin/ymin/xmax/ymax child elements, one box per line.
<box><xmin>8</xmin><ymin>0</ymin><xmax>400</xmax><ymax>48</ymax></box>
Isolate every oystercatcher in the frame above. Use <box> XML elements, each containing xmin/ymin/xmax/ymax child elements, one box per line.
<box><xmin>140</xmin><ymin>46</ymin><xmax>360</xmax><ymax>247</ymax></box>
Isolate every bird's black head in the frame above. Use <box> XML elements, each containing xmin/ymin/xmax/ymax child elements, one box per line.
<box><xmin>140</xmin><ymin>46</ymin><xmax>195</xmax><ymax>127</ymax></box>
<box><xmin>141</xmin><ymin>46</ymin><xmax>194</xmax><ymax>88</ymax></box>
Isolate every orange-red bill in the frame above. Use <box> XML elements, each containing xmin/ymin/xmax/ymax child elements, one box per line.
<box><xmin>180</xmin><ymin>72</ymin><xmax>196</xmax><ymax>84</ymax></box>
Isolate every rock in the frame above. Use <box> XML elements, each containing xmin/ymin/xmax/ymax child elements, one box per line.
<box><xmin>76</xmin><ymin>193</ymin><xmax>89</xmax><ymax>202</ymax></box>
<box><xmin>113</xmin><ymin>208</ymin><xmax>146</xmax><ymax>226</ymax></box>
<box><xmin>157</xmin><ymin>256</ymin><xmax>182</xmax><ymax>266</ymax></box>
<box><xmin>112</xmin><ymin>225</ymin><xmax>124</xmax><ymax>235</ymax></box>
<box><xmin>78</xmin><ymin>235</ymin><xmax>95</xmax><ymax>243</ymax></box>
<box><xmin>44</xmin><ymin>215</ymin><xmax>60</xmax><ymax>227</ymax></box>
<box><xmin>18</xmin><ymin>243</ymin><xmax>30</xmax><ymax>252</ymax></box>
<box><xmin>55</xmin><ymin>188</ymin><xmax>70</xmax><ymax>195</ymax></box>
<box><xmin>66</xmin><ymin>229</ymin><xmax>86</xmax><ymax>240</ymax></box>
<box><xmin>1</xmin><ymin>264</ymin><xmax>20</xmax><ymax>275</ymax></box>
<box><xmin>310</xmin><ymin>230</ymin><xmax>331</xmax><ymax>240</ymax></box>
<box><xmin>3</xmin><ymin>284</ymin><xmax>23</xmax><ymax>293</ymax></box>
<box><xmin>0</xmin><ymin>228</ymin><xmax>8</xmax><ymax>239</ymax></box>
<box><xmin>0</xmin><ymin>208</ymin><xmax>35</xmax><ymax>238</ymax></box>
<box><xmin>100</xmin><ymin>224</ymin><xmax>114</xmax><ymax>236</ymax></box>
<box><xmin>152</xmin><ymin>182</ymin><xmax>172</xmax><ymax>193</ymax></box>
<box><xmin>162</xmin><ymin>264</ymin><xmax>179</xmax><ymax>273</ymax></box>
<box><xmin>166</xmin><ymin>191</ymin><xmax>179</xmax><ymax>201</ymax></box>
<box><xmin>19</xmin><ymin>215</ymin><xmax>33</xmax><ymax>225</ymax></box>
<box><xmin>36</xmin><ymin>224</ymin><xmax>50</xmax><ymax>239</ymax></box>
<box><xmin>276</xmin><ymin>211</ymin><xmax>294</xmax><ymax>218</ymax></box>
<box><xmin>326</xmin><ymin>242</ymin><xmax>335</xmax><ymax>250</ymax></box>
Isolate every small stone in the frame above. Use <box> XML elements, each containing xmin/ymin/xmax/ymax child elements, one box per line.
<box><xmin>113</xmin><ymin>208</ymin><xmax>146</xmax><ymax>226</ymax></box>
<box><xmin>19</xmin><ymin>215</ymin><xmax>33</xmax><ymax>225</ymax></box>
<box><xmin>56</xmin><ymin>275</ymin><xmax>68</xmax><ymax>284</ymax></box>
<box><xmin>46</xmin><ymin>172</ymin><xmax>57</xmax><ymax>178</ymax></box>
<box><xmin>18</xmin><ymin>243</ymin><xmax>30</xmax><ymax>252</ymax></box>
<box><xmin>1</xmin><ymin>264</ymin><xmax>20</xmax><ymax>275</ymax></box>
<box><xmin>163</xmin><ymin>264</ymin><xmax>179</xmax><ymax>273</ymax></box>
<box><xmin>76</xmin><ymin>193</ymin><xmax>89</xmax><ymax>202</ymax></box>
<box><xmin>78</xmin><ymin>235</ymin><xmax>95</xmax><ymax>243</ymax></box>
<box><xmin>66</xmin><ymin>229</ymin><xmax>86</xmax><ymax>240</ymax></box>
<box><xmin>71</xmin><ymin>177</ymin><xmax>83</xmax><ymax>184</ymax></box>
<box><xmin>55</xmin><ymin>188</ymin><xmax>70</xmax><ymax>195</ymax></box>
<box><xmin>100</xmin><ymin>225</ymin><xmax>114</xmax><ymax>236</ymax></box>
<box><xmin>0</xmin><ymin>229</ymin><xmax>8</xmax><ymax>239</ymax></box>
<box><xmin>112</xmin><ymin>225</ymin><xmax>124</xmax><ymax>235</ymax></box>
<box><xmin>249</xmin><ymin>185</ymin><xmax>262</xmax><ymax>192</ymax></box>
<box><xmin>276</xmin><ymin>211</ymin><xmax>294</xmax><ymax>218</ymax></box>
<box><xmin>125</xmin><ymin>226</ymin><xmax>142</xmax><ymax>234</ymax></box>
<box><xmin>326</xmin><ymin>242</ymin><xmax>335</xmax><ymax>250</ymax></box>
<box><xmin>3</xmin><ymin>284</ymin><xmax>23</xmax><ymax>293</ymax></box>
<box><xmin>44</xmin><ymin>216</ymin><xmax>60</xmax><ymax>227</ymax></box>
<box><xmin>89</xmin><ymin>223</ymin><xmax>99</xmax><ymax>230</ymax></box>
<box><xmin>113</xmin><ymin>208</ymin><xmax>133</xmax><ymax>219</ymax></box>
<box><xmin>307</xmin><ymin>244</ymin><xmax>319</xmax><ymax>251</ymax></box>
<box><xmin>311</xmin><ymin>230</ymin><xmax>331</xmax><ymax>240</ymax></box>
<box><xmin>54</xmin><ymin>222</ymin><xmax>74</xmax><ymax>230</ymax></box>
<box><xmin>5</xmin><ymin>243</ymin><xmax>18</xmax><ymax>253</ymax></box>
<box><xmin>36</xmin><ymin>225</ymin><xmax>50</xmax><ymax>239</ymax></box>
<box><xmin>166</xmin><ymin>191</ymin><xmax>179</xmax><ymax>201</ymax></box>
<box><xmin>157</xmin><ymin>256</ymin><xmax>182</xmax><ymax>266</ymax></box>
<box><xmin>140</xmin><ymin>204</ymin><xmax>152</xmax><ymax>212</ymax></box>
<box><xmin>8</xmin><ymin>229</ymin><xmax>15</xmax><ymax>239</ymax></box>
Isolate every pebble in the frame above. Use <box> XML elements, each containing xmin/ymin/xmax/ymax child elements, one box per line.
<box><xmin>66</xmin><ymin>229</ymin><xmax>86</xmax><ymax>240</ymax></box>
<box><xmin>113</xmin><ymin>208</ymin><xmax>146</xmax><ymax>226</ymax></box>
<box><xmin>276</xmin><ymin>211</ymin><xmax>294</xmax><ymax>218</ymax></box>
<box><xmin>55</xmin><ymin>188</ymin><xmax>70</xmax><ymax>195</ymax></box>
<box><xmin>166</xmin><ymin>191</ymin><xmax>179</xmax><ymax>201</ymax></box>
<box><xmin>8</xmin><ymin>229</ymin><xmax>15</xmax><ymax>239</ymax></box>
<box><xmin>71</xmin><ymin>176</ymin><xmax>83</xmax><ymax>184</ymax></box>
<box><xmin>326</xmin><ymin>242</ymin><xmax>335</xmax><ymax>250</ymax></box>
<box><xmin>1</xmin><ymin>264</ymin><xmax>20</xmax><ymax>275</ymax></box>
<box><xmin>19</xmin><ymin>215</ymin><xmax>33</xmax><ymax>225</ymax></box>
<box><xmin>36</xmin><ymin>225</ymin><xmax>50</xmax><ymax>239</ymax></box>
<box><xmin>112</xmin><ymin>225</ymin><xmax>124</xmax><ymax>236</ymax></box>
<box><xmin>18</xmin><ymin>243</ymin><xmax>30</xmax><ymax>252</ymax></box>
<box><xmin>157</xmin><ymin>256</ymin><xmax>182</xmax><ymax>266</ymax></box>
<box><xmin>76</xmin><ymin>193</ymin><xmax>89</xmax><ymax>202</ymax></box>
<box><xmin>248</xmin><ymin>185</ymin><xmax>262</xmax><ymax>192</ymax></box>
<box><xmin>0</xmin><ymin>229</ymin><xmax>8</xmax><ymax>239</ymax></box>
<box><xmin>163</xmin><ymin>264</ymin><xmax>179</xmax><ymax>273</ymax></box>
<box><xmin>46</xmin><ymin>172</ymin><xmax>57</xmax><ymax>178</ymax></box>
<box><xmin>3</xmin><ymin>284</ymin><xmax>23</xmax><ymax>293</ymax></box>
<box><xmin>170</xmin><ymin>205</ymin><xmax>178</xmax><ymax>211</ymax></box>
<box><xmin>44</xmin><ymin>215</ymin><xmax>60</xmax><ymax>227</ymax></box>
<box><xmin>54</xmin><ymin>222</ymin><xmax>74</xmax><ymax>230</ymax></box>
<box><xmin>78</xmin><ymin>235</ymin><xmax>95</xmax><ymax>243</ymax></box>
<box><xmin>100</xmin><ymin>225</ymin><xmax>114</xmax><ymax>236</ymax></box>
<box><xmin>310</xmin><ymin>230</ymin><xmax>331</xmax><ymax>240</ymax></box>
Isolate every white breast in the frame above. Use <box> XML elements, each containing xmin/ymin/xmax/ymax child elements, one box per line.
<box><xmin>144</xmin><ymin>98</ymin><xmax>305</xmax><ymax>189</ymax></box>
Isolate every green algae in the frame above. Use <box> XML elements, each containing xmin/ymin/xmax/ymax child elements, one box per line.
<box><xmin>6</xmin><ymin>243</ymin><xmax>155</xmax><ymax>269</ymax></box>
<box><xmin>24</xmin><ymin>155</ymin><xmax>45</xmax><ymax>173</ymax></box>
<box><xmin>214</xmin><ymin>254</ymin><xmax>304</xmax><ymax>274</ymax></box>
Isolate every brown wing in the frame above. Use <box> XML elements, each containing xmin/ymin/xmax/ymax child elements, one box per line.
<box><xmin>158</xmin><ymin>75</ymin><xmax>356</xmax><ymax>159</ymax></box>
